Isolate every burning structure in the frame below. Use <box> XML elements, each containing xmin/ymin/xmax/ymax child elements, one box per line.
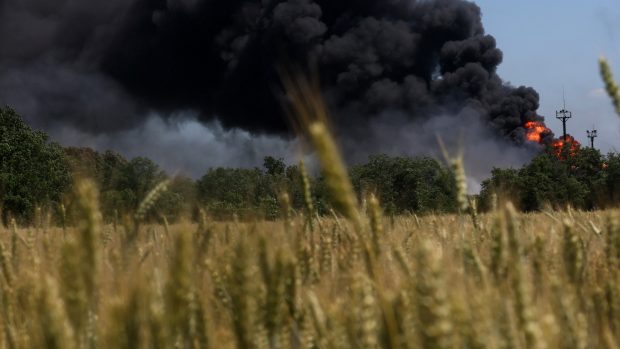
<box><xmin>524</xmin><ymin>112</ymin><xmax>581</xmax><ymax>161</ymax></box>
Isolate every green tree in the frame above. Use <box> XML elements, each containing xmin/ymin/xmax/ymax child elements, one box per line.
<box><xmin>197</xmin><ymin>167</ymin><xmax>264</xmax><ymax>219</ymax></box>
<box><xmin>480</xmin><ymin>152</ymin><xmax>593</xmax><ymax>211</ymax></box>
<box><xmin>121</xmin><ymin>157</ymin><xmax>167</xmax><ymax>207</ymax></box>
<box><xmin>0</xmin><ymin>107</ymin><xmax>71</xmax><ymax>223</ymax></box>
<box><xmin>518</xmin><ymin>153</ymin><xmax>588</xmax><ymax>211</ymax></box>
<box><xmin>65</xmin><ymin>147</ymin><xmax>104</xmax><ymax>182</ymax></box>
<box><xmin>350</xmin><ymin>155</ymin><xmax>457</xmax><ymax>214</ymax></box>
<box><xmin>263</xmin><ymin>156</ymin><xmax>286</xmax><ymax>176</ymax></box>
<box><xmin>67</xmin><ymin>147</ymin><xmax>196</xmax><ymax>222</ymax></box>
<box><xmin>594</xmin><ymin>153</ymin><xmax>620</xmax><ymax>207</ymax></box>
<box><xmin>479</xmin><ymin>167</ymin><xmax>520</xmax><ymax>210</ymax></box>
<box><xmin>155</xmin><ymin>176</ymin><xmax>198</xmax><ymax>222</ymax></box>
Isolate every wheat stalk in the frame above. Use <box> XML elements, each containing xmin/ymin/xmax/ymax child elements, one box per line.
<box><xmin>600</xmin><ymin>57</ymin><xmax>620</xmax><ymax>116</ymax></box>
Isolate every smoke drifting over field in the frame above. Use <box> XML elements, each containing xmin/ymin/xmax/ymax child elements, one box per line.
<box><xmin>0</xmin><ymin>0</ymin><xmax>549</xmax><ymax>181</ymax></box>
<box><xmin>50</xmin><ymin>115</ymin><xmax>303</xmax><ymax>177</ymax></box>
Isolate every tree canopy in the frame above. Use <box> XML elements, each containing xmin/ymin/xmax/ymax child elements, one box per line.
<box><xmin>480</xmin><ymin>148</ymin><xmax>620</xmax><ymax>211</ymax></box>
<box><xmin>0</xmin><ymin>107</ymin><xmax>71</xmax><ymax>223</ymax></box>
<box><xmin>350</xmin><ymin>155</ymin><xmax>458</xmax><ymax>214</ymax></box>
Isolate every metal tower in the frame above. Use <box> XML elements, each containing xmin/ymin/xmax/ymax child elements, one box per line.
<box><xmin>556</xmin><ymin>93</ymin><xmax>572</xmax><ymax>141</ymax></box>
<box><xmin>587</xmin><ymin>129</ymin><xmax>598</xmax><ymax>149</ymax></box>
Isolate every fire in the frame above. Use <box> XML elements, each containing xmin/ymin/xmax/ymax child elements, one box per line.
<box><xmin>551</xmin><ymin>135</ymin><xmax>581</xmax><ymax>160</ymax></box>
<box><xmin>523</xmin><ymin>120</ymin><xmax>581</xmax><ymax>160</ymax></box>
<box><xmin>524</xmin><ymin>121</ymin><xmax>550</xmax><ymax>143</ymax></box>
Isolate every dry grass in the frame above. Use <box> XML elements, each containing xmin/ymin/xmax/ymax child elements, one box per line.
<box><xmin>0</xmin><ymin>206</ymin><xmax>619</xmax><ymax>348</ymax></box>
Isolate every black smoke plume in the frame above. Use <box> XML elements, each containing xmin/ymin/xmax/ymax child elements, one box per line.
<box><xmin>0</xmin><ymin>0</ymin><xmax>549</xmax><ymax>146</ymax></box>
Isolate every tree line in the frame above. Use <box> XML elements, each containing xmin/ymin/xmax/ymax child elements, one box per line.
<box><xmin>479</xmin><ymin>147</ymin><xmax>620</xmax><ymax>211</ymax></box>
<box><xmin>0</xmin><ymin>107</ymin><xmax>461</xmax><ymax>224</ymax></box>
<box><xmin>1</xmin><ymin>106</ymin><xmax>619</xmax><ymax>224</ymax></box>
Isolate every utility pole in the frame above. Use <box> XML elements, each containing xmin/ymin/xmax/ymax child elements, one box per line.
<box><xmin>556</xmin><ymin>92</ymin><xmax>572</xmax><ymax>141</ymax></box>
<box><xmin>587</xmin><ymin>129</ymin><xmax>598</xmax><ymax>149</ymax></box>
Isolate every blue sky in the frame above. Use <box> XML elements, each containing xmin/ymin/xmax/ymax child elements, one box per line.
<box><xmin>474</xmin><ymin>0</ymin><xmax>620</xmax><ymax>152</ymax></box>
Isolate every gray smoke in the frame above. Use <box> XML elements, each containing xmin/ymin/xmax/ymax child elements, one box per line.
<box><xmin>340</xmin><ymin>107</ymin><xmax>539</xmax><ymax>193</ymax></box>
<box><xmin>49</xmin><ymin>114</ymin><xmax>302</xmax><ymax>177</ymax></box>
<box><xmin>0</xmin><ymin>0</ymin><xmax>551</xmax><ymax>186</ymax></box>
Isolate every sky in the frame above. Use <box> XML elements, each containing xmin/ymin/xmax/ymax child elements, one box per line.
<box><xmin>474</xmin><ymin>0</ymin><xmax>620</xmax><ymax>152</ymax></box>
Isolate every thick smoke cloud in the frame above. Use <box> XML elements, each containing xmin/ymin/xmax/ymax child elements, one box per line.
<box><xmin>0</xmin><ymin>0</ymin><xmax>548</xmax><ymax>141</ymax></box>
<box><xmin>0</xmin><ymin>0</ymin><xmax>553</xmax><ymax>184</ymax></box>
<box><xmin>0</xmin><ymin>0</ymin><xmax>143</xmax><ymax>131</ymax></box>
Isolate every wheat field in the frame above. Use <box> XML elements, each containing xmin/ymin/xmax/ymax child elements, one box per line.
<box><xmin>1</xmin><ymin>196</ymin><xmax>619</xmax><ymax>348</ymax></box>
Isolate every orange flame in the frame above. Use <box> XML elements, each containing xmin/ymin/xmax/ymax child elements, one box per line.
<box><xmin>524</xmin><ymin>121</ymin><xmax>550</xmax><ymax>143</ymax></box>
<box><xmin>551</xmin><ymin>135</ymin><xmax>581</xmax><ymax>160</ymax></box>
<box><xmin>523</xmin><ymin>120</ymin><xmax>581</xmax><ymax>160</ymax></box>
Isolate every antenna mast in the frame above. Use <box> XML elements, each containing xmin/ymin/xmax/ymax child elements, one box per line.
<box><xmin>556</xmin><ymin>90</ymin><xmax>572</xmax><ymax>141</ymax></box>
<box><xmin>587</xmin><ymin>128</ymin><xmax>598</xmax><ymax>149</ymax></box>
